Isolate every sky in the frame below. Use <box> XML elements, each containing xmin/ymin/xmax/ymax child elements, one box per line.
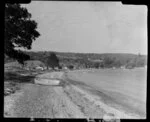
<box><xmin>22</xmin><ymin>1</ymin><xmax>147</xmax><ymax>55</ymax></box>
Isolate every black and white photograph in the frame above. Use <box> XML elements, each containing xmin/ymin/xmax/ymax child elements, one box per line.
<box><xmin>4</xmin><ymin>1</ymin><xmax>147</xmax><ymax>119</ymax></box>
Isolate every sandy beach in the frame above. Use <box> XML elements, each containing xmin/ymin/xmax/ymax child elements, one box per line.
<box><xmin>5</xmin><ymin>1</ymin><xmax>147</xmax><ymax>119</ymax></box>
<box><xmin>4</xmin><ymin>70</ymin><xmax>146</xmax><ymax>119</ymax></box>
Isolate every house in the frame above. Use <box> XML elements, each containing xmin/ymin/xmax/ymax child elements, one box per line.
<box><xmin>43</xmin><ymin>67</ymin><xmax>47</xmax><ymax>70</ymax></box>
<box><xmin>48</xmin><ymin>67</ymin><xmax>52</xmax><ymax>70</ymax></box>
<box><xmin>63</xmin><ymin>66</ymin><xmax>68</xmax><ymax>70</ymax></box>
<box><xmin>112</xmin><ymin>67</ymin><xmax>116</xmax><ymax>69</ymax></box>
<box><xmin>54</xmin><ymin>67</ymin><xmax>59</xmax><ymax>70</ymax></box>
<box><xmin>35</xmin><ymin>66</ymin><xmax>44</xmax><ymax>70</ymax></box>
<box><xmin>88</xmin><ymin>58</ymin><xmax>103</xmax><ymax>63</ymax></box>
<box><xmin>120</xmin><ymin>66</ymin><xmax>125</xmax><ymax>69</ymax></box>
<box><xmin>24</xmin><ymin>67</ymin><xmax>30</xmax><ymax>70</ymax></box>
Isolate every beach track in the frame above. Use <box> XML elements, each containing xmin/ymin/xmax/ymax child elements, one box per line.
<box><xmin>4</xmin><ymin>71</ymin><xmax>142</xmax><ymax>118</ymax></box>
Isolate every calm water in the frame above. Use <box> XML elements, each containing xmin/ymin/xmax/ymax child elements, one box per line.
<box><xmin>67</xmin><ymin>68</ymin><xmax>147</xmax><ymax>116</ymax></box>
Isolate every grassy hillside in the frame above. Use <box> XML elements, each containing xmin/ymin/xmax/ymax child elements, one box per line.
<box><xmin>5</xmin><ymin>51</ymin><xmax>147</xmax><ymax>69</ymax></box>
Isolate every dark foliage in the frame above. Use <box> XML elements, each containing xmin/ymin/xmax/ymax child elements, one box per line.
<box><xmin>68</xmin><ymin>65</ymin><xmax>74</xmax><ymax>70</ymax></box>
<box><xmin>5</xmin><ymin>4</ymin><xmax>40</xmax><ymax>64</ymax></box>
<box><xmin>47</xmin><ymin>52</ymin><xmax>59</xmax><ymax>69</ymax></box>
<box><xmin>5</xmin><ymin>72</ymin><xmax>35</xmax><ymax>83</ymax></box>
<box><xmin>5</xmin><ymin>50</ymin><xmax>147</xmax><ymax>69</ymax></box>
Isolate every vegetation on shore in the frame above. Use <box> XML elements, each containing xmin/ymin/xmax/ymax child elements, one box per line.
<box><xmin>4</xmin><ymin>66</ymin><xmax>46</xmax><ymax>96</ymax></box>
<box><xmin>5</xmin><ymin>4</ymin><xmax>40</xmax><ymax>65</ymax></box>
<box><xmin>4</xmin><ymin>4</ymin><xmax>147</xmax><ymax>70</ymax></box>
<box><xmin>5</xmin><ymin>51</ymin><xmax>146</xmax><ymax>69</ymax></box>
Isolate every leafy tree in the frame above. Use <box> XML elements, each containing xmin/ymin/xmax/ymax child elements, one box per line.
<box><xmin>16</xmin><ymin>50</ymin><xmax>30</xmax><ymax>66</ymax></box>
<box><xmin>5</xmin><ymin>4</ymin><xmax>40</xmax><ymax>64</ymax></box>
<box><xmin>99</xmin><ymin>62</ymin><xmax>104</xmax><ymax>68</ymax></box>
<box><xmin>103</xmin><ymin>57</ymin><xmax>114</xmax><ymax>67</ymax></box>
<box><xmin>94</xmin><ymin>62</ymin><xmax>100</xmax><ymax>69</ymax></box>
<box><xmin>47</xmin><ymin>52</ymin><xmax>59</xmax><ymax>69</ymax></box>
<box><xmin>115</xmin><ymin>60</ymin><xmax>122</xmax><ymax>67</ymax></box>
<box><xmin>126</xmin><ymin>58</ymin><xmax>136</xmax><ymax>68</ymax></box>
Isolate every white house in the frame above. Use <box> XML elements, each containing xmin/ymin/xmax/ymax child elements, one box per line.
<box><xmin>54</xmin><ymin>67</ymin><xmax>59</xmax><ymax>70</ymax></box>
<box><xmin>112</xmin><ymin>67</ymin><xmax>115</xmax><ymax>69</ymax></box>
<box><xmin>48</xmin><ymin>67</ymin><xmax>52</xmax><ymax>70</ymax></box>
<box><xmin>120</xmin><ymin>66</ymin><xmax>125</xmax><ymax>69</ymax></box>
<box><xmin>36</xmin><ymin>66</ymin><xmax>44</xmax><ymax>70</ymax></box>
<box><xmin>63</xmin><ymin>66</ymin><xmax>68</xmax><ymax>70</ymax></box>
<box><xmin>43</xmin><ymin>67</ymin><xmax>47</xmax><ymax>70</ymax></box>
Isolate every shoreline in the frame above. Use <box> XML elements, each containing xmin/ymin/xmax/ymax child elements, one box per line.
<box><xmin>64</xmin><ymin>70</ymin><xmax>146</xmax><ymax>118</ymax></box>
<box><xmin>4</xmin><ymin>70</ymin><xmax>146</xmax><ymax>118</ymax></box>
<box><xmin>65</xmin><ymin>66</ymin><xmax>147</xmax><ymax>72</ymax></box>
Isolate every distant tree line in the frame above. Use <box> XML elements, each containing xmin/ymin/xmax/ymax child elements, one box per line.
<box><xmin>5</xmin><ymin>51</ymin><xmax>147</xmax><ymax>69</ymax></box>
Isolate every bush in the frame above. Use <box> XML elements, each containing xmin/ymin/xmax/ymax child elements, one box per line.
<box><xmin>47</xmin><ymin>52</ymin><xmax>59</xmax><ymax>69</ymax></box>
<box><xmin>68</xmin><ymin>65</ymin><xmax>74</xmax><ymax>70</ymax></box>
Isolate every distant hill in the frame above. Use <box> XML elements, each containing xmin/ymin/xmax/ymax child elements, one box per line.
<box><xmin>5</xmin><ymin>51</ymin><xmax>147</xmax><ymax>69</ymax></box>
